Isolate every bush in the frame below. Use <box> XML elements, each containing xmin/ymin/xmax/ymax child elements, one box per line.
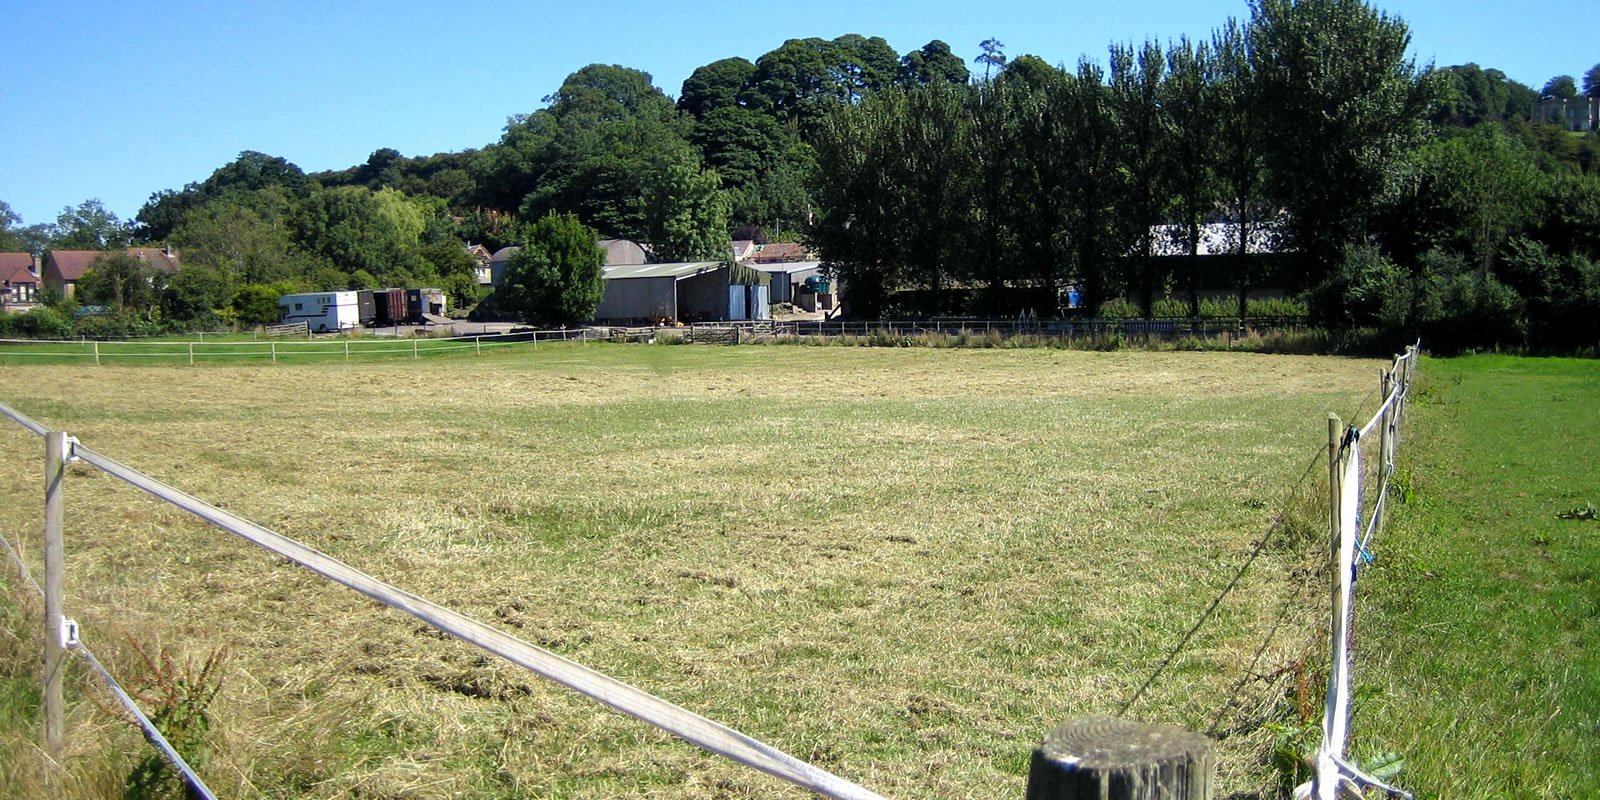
<box><xmin>73</xmin><ymin>311</ymin><xmax>162</xmax><ymax>340</ymax></box>
<box><xmin>0</xmin><ymin>306</ymin><xmax>74</xmax><ymax>339</ymax></box>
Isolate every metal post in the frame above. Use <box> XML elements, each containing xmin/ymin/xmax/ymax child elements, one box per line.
<box><xmin>43</xmin><ymin>431</ymin><xmax>66</xmax><ymax>760</ymax></box>
<box><xmin>1380</xmin><ymin>370</ymin><xmax>1392</xmax><ymax>487</ymax></box>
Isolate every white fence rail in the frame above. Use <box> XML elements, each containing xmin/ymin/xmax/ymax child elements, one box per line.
<box><xmin>0</xmin><ymin>401</ymin><xmax>885</xmax><ymax>800</ymax></box>
<box><xmin>1307</xmin><ymin>342</ymin><xmax>1419</xmax><ymax>800</ymax></box>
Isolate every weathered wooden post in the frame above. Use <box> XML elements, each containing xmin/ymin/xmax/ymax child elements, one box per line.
<box><xmin>1026</xmin><ymin>715</ymin><xmax>1214</xmax><ymax>800</ymax></box>
<box><xmin>43</xmin><ymin>431</ymin><xmax>67</xmax><ymax>761</ymax></box>
<box><xmin>270</xmin><ymin>341</ymin><xmax>277</xmax><ymax>364</ymax></box>
<box><xmin>187</xmin><ymin>341</ymin><xmax>194</xmax><ymax>366</ymax></box>
<box><xmin>92</xmin><ymin>340</ymin><xmax>100</xmax><ymax>366</ymax></box>
<box><xmin>412</xmin><ymin>338</ymin><xmax>419</xmax><ymax>359</ymax></box>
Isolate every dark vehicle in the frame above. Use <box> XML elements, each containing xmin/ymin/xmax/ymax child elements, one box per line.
<box><xmin>372</xmin><ymin>288</ymin><xmax>406</xmax><ymax>326</ymax></box>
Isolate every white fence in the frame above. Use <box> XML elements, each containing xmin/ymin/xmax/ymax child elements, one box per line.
<box><xmin>0</xmin><ymin>402</ymin><xmax>884</xmax><ymax>800</ymax></box>
<box><xmin>0</xmin><ymin>328</ymin><xmax>596</xmax><ymax>365</ymax></box>
<box><xmin>1306</xmin><ymin>342</ymin><xmax>1419</xmax><ymax>800</ymax></box>
<box><xmin>0</xmin><ymin>345</ymin><xmax>1424</xmax><ymax>799</ymax></box>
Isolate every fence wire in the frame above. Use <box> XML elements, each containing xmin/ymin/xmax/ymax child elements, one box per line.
<box><xmin>1307</xmin><ymin>344</ymin><xmax>1419</xmax><ymax>800</ymax></box>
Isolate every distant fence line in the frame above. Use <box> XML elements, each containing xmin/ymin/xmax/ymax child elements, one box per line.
<box><xmin>0</xmin><ymin>328</ymin><xmax>595</xmax><ymax>365</ymax></box>
<box><xmin>0</xmin><ymin>317</ymin><xmax>1310</xmax><ymax>365</ymax></box>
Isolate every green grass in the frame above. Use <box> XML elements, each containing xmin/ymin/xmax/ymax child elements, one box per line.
<box><xmin>0</xmin><ymin>346</ymin><xmax>1385</xmax><ymax>798</ymax></box>
<box><xmin>1357</xmin><ymin>355</ymin><xmax>1600</xmax><ymax>798</ymax></box>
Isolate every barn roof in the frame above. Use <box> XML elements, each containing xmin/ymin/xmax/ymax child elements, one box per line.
<box><xmin>603</xmin><ymin>261</ymin><xmax>726</xmax><ymax>280</ymax></box>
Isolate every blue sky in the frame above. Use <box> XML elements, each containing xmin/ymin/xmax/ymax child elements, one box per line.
<box><xmin>1</xmin><ymin>0</ymin><xmax>1591</xmax><ymax>232</ymax></box>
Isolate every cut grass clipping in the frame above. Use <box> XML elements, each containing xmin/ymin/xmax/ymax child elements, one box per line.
<box><xmin>0</xmin><ymin>346</ymin><xmax>1383</xmax><ymax>799</ymax></box>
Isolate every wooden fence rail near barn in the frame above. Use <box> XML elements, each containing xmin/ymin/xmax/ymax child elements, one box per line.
<box><xmin>0</xmin><ymin>344</ymin><xmax>1422</xmax><ymax>799</ymax></box>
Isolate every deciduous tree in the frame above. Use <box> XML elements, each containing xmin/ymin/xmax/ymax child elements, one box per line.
<box><xmin>497</xmin><ymin>213</ymin><xmax>606</xmax><ymax>327</ymax></box>
<box><xmin>1249</xmin><ymin>0</ymin><xmax>1437</xmax><ymax>290</ymax></box>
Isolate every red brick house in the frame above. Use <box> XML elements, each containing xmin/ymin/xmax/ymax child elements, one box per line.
<box><xmin>43</xmin><ymin>248</ymin><xmax>180</xmax><ymax>298</ymax></box>
<box><xmin>1</xmin><ymin>253</ymin><xmax>40</xmax><ymax>311</ymax></box>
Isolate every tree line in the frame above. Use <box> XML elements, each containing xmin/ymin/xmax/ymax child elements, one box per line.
<box><xmin>2</xmin><ymin>0</ymin><xmax>1597</xmax><ymax>351</ymax></box>
<box><xmin>810</xmin><ymin>1</ymin><xmax>1599</xmax><ymax>351</ymax></box>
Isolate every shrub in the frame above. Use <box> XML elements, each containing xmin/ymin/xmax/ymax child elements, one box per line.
<box><xmin>0</xmin><ymin>306</ymin><xmax>74</xmax><ymax>339</ymax></box>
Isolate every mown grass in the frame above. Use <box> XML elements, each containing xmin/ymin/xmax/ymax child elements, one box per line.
<box><xmin>0</xmin><ymin>345</ymin><xmax>1382</xmax><ymax>799</ymax></box>
<box><xmin>1356</xmin><ymin>355</ymin><xmax>1600</xmax><ymax>798</ymax></box>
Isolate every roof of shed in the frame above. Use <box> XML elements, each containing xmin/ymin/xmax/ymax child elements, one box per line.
<box><xmin>603</xmin><ymin>261</ymin><xmax>725</xmax><ymax>280</ymax></box>
<box><xmin>758</xmin><ymin>260</ymin><xmax>823</xmax><ymax>275</ymax></box>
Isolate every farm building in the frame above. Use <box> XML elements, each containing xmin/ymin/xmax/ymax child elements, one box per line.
<box><xmin>759</xmin><ymin>261</ymin><xmax>824</xmax><ymax>305</ymax></box>
<box><xmin>595</xmin><ymin>261</ymin><xmax>770</xmax><ymax>324</ymax></box>
<box><xmin>487</xmin><ymin>239</ymin><xmax>650</xmax><ymax>288</ymax></box>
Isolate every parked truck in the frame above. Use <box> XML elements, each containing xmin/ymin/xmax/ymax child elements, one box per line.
<box><xmin>278</xmin><ymin>291</ymin><xmax>361</xmax><ymax>332</ymax></box>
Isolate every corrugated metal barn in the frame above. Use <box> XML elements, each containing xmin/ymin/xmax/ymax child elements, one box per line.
<box><xmin>596</xmin><ymin>261</ymin><xmax>770</xmax><ymax>324</ymax></box>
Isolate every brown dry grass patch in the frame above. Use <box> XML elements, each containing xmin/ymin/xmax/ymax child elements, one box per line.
<box><xmin>0</xmin><ymin>344</ymin><xmax>1381</xmax><ymax>799</ymax></box>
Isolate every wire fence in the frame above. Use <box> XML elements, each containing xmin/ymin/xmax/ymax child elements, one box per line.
<box><xmin>1308</xmin><ymin>342</ymin><xmax>1419</xmax><ymax>800</ymax></box>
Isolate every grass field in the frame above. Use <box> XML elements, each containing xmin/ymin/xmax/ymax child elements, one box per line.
<box><xmin>1358</xmin><ymin>355</ymin><xmax>1600</xmax><ymax>799</ymax></box>
<box><xmin>0</xmin><ymin>345</ymin><xmax>1385</xmax><ymax>799</ymax></box>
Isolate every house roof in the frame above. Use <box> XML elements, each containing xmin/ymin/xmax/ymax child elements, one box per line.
<box><xmin>749</xmin><ymin>242</ymin><xmax>810</xmax><ymax>263</ymax></box>
<box><xmin>45</xmin><ymin>250</ymin><xmax>101</xmax><ymax>281</ymax></box>
<box><xmin>45</xmin><ymin>248</ymin><xmax>180</xmax><ymax>281</ymax></box>
<box><xmin>0</xmin><ymin>253</ymin><xmax>36</xmax><ymax>285</ymax></box>
<box><xmin>128</xmin><ymin>248</ymin><xmax>180</xmax><ymax>272</ymax></box>
<box><xmin>603</xmin><ymin>261</ymin><xmax>725</xmax><ymax>280</ymax></box>
<box><xmin>730</xmin><ymin>240</ymin><xmax>757</xmax><ymax>260</ymax></box>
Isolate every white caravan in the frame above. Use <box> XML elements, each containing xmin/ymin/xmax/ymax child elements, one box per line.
<box><xmin>278</xmin><ymin>291</ymin><xmax>361</xmax><ymax>332</ymax></box>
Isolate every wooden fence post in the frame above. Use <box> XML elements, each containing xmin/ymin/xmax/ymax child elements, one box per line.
<box><xmin>43</xmin><ymin>431</ymin><xmax>66</xmax><ymax>761</ymax></box>
<box><xmin>187</xmin><ymin>341</ymin><xmax>194</xmax><ymax>366</ymax></box>
<box><xmin>92</xmin><ymin>340</ymin><xmax>100</xmax><ymax>366</ymax></box>
<box><xmin>1025</xmin><ymin>715</ymin><xmax>1214</xmax><ymax>800</ymax></box>
<box><xmin>412</xmin><ymin>339</ymin><xmax>419</xmax><ymax>359</ymax></box>
<box><xmin>270</xmin><ymin>341</ymin><xmax>277</xmax><ymax>364</ymax></box>
<box><xmin>344</xmin><ymin>340</ymin><xmax>350</xmax><ymax>362</ymax></box>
